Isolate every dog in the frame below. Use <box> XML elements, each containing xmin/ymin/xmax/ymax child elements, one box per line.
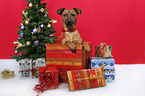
<box><xmin>57</xmin><ymin>8</ymin><xmax>91</xmax><ymax>52</ymax></box>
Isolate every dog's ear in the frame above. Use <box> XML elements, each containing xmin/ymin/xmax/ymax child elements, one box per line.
<box><xmin>73</xmin><ymin>8</ymin><xmax>82</xmax><ymax>15</ymax></box>
<box><xmin>56</xmin><ymin>8</ymin><xmax>65</xmax><ymax>15</ymax></box>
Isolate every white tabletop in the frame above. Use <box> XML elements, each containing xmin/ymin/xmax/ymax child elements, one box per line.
<box><xmin>0</xmin><ymin>59</ymin><xmax>145</xmax><ymax>96</ymax></box>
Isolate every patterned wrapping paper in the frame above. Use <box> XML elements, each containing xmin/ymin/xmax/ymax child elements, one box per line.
<box><xmin>38</xmin><ymin>66</ymin><xmax>59</xmax><ymax>90</ymax></box>
<box><xmin>46</xmin><ymin>43</ymin><xmax>92</xmax><ymax>82</ymax></box>
<box><xmin>67</xmin><ymin>68</ymin><xmax>106</xmax><ymax>91</ymax></box>
<box><xmin>90</xmin><ymin>57</ymin><xmax>115</xmax><ymax>82</ymax></box>
<box><xmin>19</xmin><ymin>58</ymin><xmax>46</xmax><ymax>79</ymax></box>
<box><xmin>95</xmin><ymin>45</ymin><xmax>112</xmax><ymax>57</ymax></box>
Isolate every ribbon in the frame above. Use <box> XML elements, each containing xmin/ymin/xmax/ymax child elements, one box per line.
<box><xmin>69</xmin><ymin>72</ymin><xmax>103</xmax><ymax>82</ymax></box>
<box><xmin>100</xmin><ymin>57</ymin><xmax>114</xmax><ymax>73</ymax></box>
<box><xmin>33</xmin><ymin>66</ymin><xmax>55</xmax><ymax>94</ymax></box>
<box><xmin>20</xmin><ymin>68</ymin><xmax>38</xmax><ymax>78</ymax></box>
<box><xmin>1</xmin><ymin>69</ymin><xmax>14</xmax><ymax>79</ymax></box>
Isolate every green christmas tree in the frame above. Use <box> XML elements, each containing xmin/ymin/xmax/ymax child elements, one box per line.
<box><xmin>11</xmin><ymin>0</ymin><xmax>57</xmax><ymax>61</ymax></box>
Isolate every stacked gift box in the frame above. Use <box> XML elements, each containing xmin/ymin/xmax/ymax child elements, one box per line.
<box><xmin>90</xmin><ymin>43</ymin><xmax>115</xmax><ymax>82</ymax></box>
<box><xmin>19</xmin><ymin>58</ymin><xmax>46</xmax><ymax>79</ymax></box>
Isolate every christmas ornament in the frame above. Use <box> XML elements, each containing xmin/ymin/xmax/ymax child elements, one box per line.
<box><xmin>15</xmin><ymin>51</ymin><xmax>18</xmax><ymax>54</ymax></box>
<box><xmin>39</xmin><ymin>8</ymin><xmax>44</xmax><ymax>12</ymax></box>
<box><xmin>47</xmin><ymin>23</ymin><xmax>51</xmax><ymax>28</ymax></box>
<box><xmin>21</xmin><ymin>26</ymin><xmax>25</xmax><ymax>30</ymax></box>
<box><xmin>40</xmin><ymin>24</ymin><xmax>44</xmax><ymax>28</ymax></box>
<box><xmin>49</xmin><ymin>19</ymin><xmax>57</xmax><ymax>23</ymax></box>
<box><xmin>29</xmin><ymin>3</ymin><xmax>33</xmax><ymax>7</ymax></box>
<box><xmin>33</xmin><ymin>28</ymin><xmax>37</xmax><ymax>33</ymax></box>
<box><xmin>37</xmin><ymin>27</ymin><xmax>41</xmax><ymax>33</ymax></box>
<box><xmin>44</xmin><ymin>14</ymin><xmax>47</xmax><ymax>17</ymax></box>
<box><xmin>26</xmin><ymin>0</ymin><xmax>30</xmax><ymax>3</ymax></box>
<box><xmin>25</xmin><ymin>20</ymin><xmax>29</xmax><ymax>25</ymax></box>
<box><xmin>20</xmin><ymin>33</ymin><xmax>24</xmax><ymax>37</ymax></box>
<box><xmin>22</xmin><ymin>11</ymin><xmax>29</xmax><ymax>20</ymax></box>
<box><xmin>19</xmin><ymin>53</ymin><xmax>23</xmax><ymax>56</ymax></box>
<box><xmin>26</xmin><ymin>41</ymin><xmax>31</xmax><ymax>46</ymax></box>
<box><xmin>17</xmin><ymin>37</ymin><xmax>21</xmax><ymax>41</ymax></box>
<box><xmin>35</xmin><ymin>40</ymin><xmax>39</xmax><ymax>45</ymax></box>
<box><xmin>49</xmin><ymin>34</ymin><xmax>53</xmax><ymax>37</ymax></box>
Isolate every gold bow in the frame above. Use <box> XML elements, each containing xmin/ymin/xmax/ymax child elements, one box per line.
<box><xmin>89</xmin><ymin>74</ymin><xmax>98</xmax><ymax>79</ymax></box>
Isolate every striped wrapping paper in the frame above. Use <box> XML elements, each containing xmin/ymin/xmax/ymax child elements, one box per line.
<box><xmin>46</xmin><ymin>43</ymin><xmax>92</xmax><ymax>83</ymax></box>
<box><xmin>67</xmin><ymin>68</ymin><xmax>106</xmax><ymax>91</ymax></box>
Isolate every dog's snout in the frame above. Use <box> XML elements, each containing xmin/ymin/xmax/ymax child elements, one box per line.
<box><xmin>66</xmin><ymin>19</ymin><xmax>73</xmax><ymax>26</ymax></box>
<box><xmin>67</xmin><ymin>20</ymin><xmax>71</xmax><ymax>24</ymax></box>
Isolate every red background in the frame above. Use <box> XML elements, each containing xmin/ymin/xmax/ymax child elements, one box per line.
<box><xmin>0</xmin><ymin>0</ymin><xmax>145</xmax><ymax>64</ymax></box>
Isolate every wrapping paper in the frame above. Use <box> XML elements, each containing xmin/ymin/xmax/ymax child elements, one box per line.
<box><xmin>90</xmin><ymin>57</ymin><xmax>115</xmax><ymax>82</ymax></box>
<box><xmin>95</xmin><ymin>44</ymin><xmax>112</xmax><ymax>58</ymax></box>
<box><xmin>46</xmin><ymin>43</ymin><xmax>92</xmax><ymax>82</ymax></box>
<box><xmin>67</xmin><ymin>68</ymin><xmax>106</xmax><ymax>91</ymax></box>
<box><xmin>19</xmin><ymin>58</ymin><xmax>46</xmax><ymax>78</ymax></box>
<box><xmin>38</xmin><ymin>66</ymin><xmax>59</xmax><ymax>90</ymax></box>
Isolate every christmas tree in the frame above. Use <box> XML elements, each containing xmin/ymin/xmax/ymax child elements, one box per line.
<box><xmin>11</xmin><ymin>0</ymin><xmax>57</xmax><ymax>61</ymax></box>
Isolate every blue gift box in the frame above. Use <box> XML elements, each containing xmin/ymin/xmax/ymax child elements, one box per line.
<box><xmin>90</xmin><ymin>57</ymin><xmax>115</xmax><ymax>82</ymax></box>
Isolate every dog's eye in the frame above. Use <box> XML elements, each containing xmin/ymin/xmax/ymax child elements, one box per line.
<box><xmin>63</xmin><ymin>14</ymin><xmax>67</xmax><ymax>17</ymax></box>
<box><xmin>72</xmin><ymin>14</ymin><xmax>75</xmax><ymax>16</ymax></box>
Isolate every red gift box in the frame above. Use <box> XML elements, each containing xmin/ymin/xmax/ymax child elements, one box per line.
<box><xmin>33</xmin><ymin>66</ymin><xmax>59</xmax><ymax>93</ymax></box>
<box><xmin>67</xmin><ymin>68</ymin><xmax>106</xmax><ymax>91</ymax></box>
<box><xmin>46</xmin><ymin>43</ymin><xmax>92</xmax><ymax>83</ymax></box>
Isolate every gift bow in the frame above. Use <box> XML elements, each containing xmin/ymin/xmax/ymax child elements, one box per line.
<box><xmin>69</xmin><ymin>73</ymin><xmax>103</xmax><ymax>82</ymax></box>
<box><xmin>89</xmin><ymin>74</ymin><xmax>99</xmax><ymax>79</ymax></box>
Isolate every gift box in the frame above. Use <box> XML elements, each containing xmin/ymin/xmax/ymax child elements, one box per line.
<box><xmin>95</xmin><ymin>43</ymin><xmax>112</xmax><ymax>58</ymax></box>
<box><xmin>1</xmin><ymin>69</ymin><xmax>14</xmax><ymax>79</ymax></box>
<box><xmin>67</xmin><ymin>68</ymin><xmax>106</xmax><ymax>91</ymax></box>
<box><xmin>90</xmin><ymin>57</ymin><xmax>115</xmax><ymax>82</ymax></box>
<box><xmin>46</xmin><ymin>43</ymin><xmax>92</xmax><ymax>82</ymax></box>
<box><xmin>33</xmin><ymin>66</ymin><xmax>59</xmax><ymax>93</ymax></box>
<box><xmin>19</xmin><ymin>58</ymin><xmax>46</xmax><ymax>78</ymax></box>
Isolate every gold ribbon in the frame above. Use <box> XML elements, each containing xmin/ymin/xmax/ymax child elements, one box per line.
<box><xmin>69</xmin><ymin>73</ymin><xmax>102</xmax><ymax>82</ymax></box>
<box><xmin>100</xmin><ymin>57</ymin><xmax>114</xmax><ymax>73</ymax></box>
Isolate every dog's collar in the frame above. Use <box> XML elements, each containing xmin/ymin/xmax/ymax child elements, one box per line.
<box><xmin>62</xmin><ymin>28</ymin><xmax>77</xmax><ymax>32</ymax></box>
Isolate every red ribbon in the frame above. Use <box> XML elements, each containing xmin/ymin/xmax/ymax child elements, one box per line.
<box><xmin>33</xmin><ymin>66</ymin><xmax>55</xmax><ymax>93</ymax></box>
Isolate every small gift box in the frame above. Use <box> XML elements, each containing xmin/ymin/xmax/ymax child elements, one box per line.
<box><xmin>67</xmin><ymin>68</ymin><xmax>106</xmax><ymax>91</ymax></box>
<box><xmin>1</xmin><ymin>69</ymin><xmax>14</xmax><ymax>79</ymax></box>
<box><xmin>19</xmin><ymin>58</ymin><xmax>46</xmax><ymax>79</ymax></box>
<box><xmin>90</xmin><ymin>57</ymin><xmax>115</xmax><ymax>82</ymax></box>
<box><xmin>33</xmin><ymin>66</ymin><xmax>59</xmax><ymax>93</ymax></box>
<box><xmin>95</xmin><ymin>43</ymin><xmax>112</xmax><ymax>58</ymax></box>
<box><xmin>46</xmin><ymin>43</ymin><xmax>92</xmax><ymax>82</ymax></box>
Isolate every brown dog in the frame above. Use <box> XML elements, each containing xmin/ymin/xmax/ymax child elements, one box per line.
<box><xmin>57</xmin><ymin>8</ymin><xmax>90</xmax><ymax>52</ymax></box>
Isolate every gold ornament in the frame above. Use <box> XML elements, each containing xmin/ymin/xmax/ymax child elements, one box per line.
<box><xmin>29</xmin><ymin>3</ymin><xmax>33</xmax><ymax>7</ymax></box>
<box><xmin>14</xmin><ymin>41</ymin><xmax>31</xmax><ymax>49</ymax></box>
<box><xmin>47</xmin><ymin>23</ymin><xmax>51</xmax><ymax>28</ymax></box>
<box><xmin>37</xmin><ymin>27</ymin><xmax>41</xmax><ymax>33</ymax></box>
<box><xmin>50</xmin><ymin>19</ymin><xmax>57</xmax><ymax>23</ymax></box>
<box><xmin>22</xmin><ymin>11</ymin><xmax>30</xmax><ymax>21</ymax></box>
<box><xmin>39</xmin><ymin>8</ymin><xmax>44</xmax><ymax>12</ymax></box>
<box><xmin>25</xmin><ymin>20</ymin><xmax>29</xmax><ymax>25</ymax></box>
<box><xmin>26</xmin><ymin>41</ymin><xmax>31</xmax><ymax>46</ymax></box>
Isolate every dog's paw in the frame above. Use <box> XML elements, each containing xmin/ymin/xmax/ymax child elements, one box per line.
<box><xmin>85</xmin><ymin>48</ymin><xmax>91</xmax><ymax>53</ymax></box>
<box><xmin>71</xmin><ymin>47</ymin><xmax>76</xmax><ymax>53</ymax></box>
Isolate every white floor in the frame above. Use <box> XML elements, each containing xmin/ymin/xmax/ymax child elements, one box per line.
<box><xmin>0</xmin><ymin>59</ymin><xmax>145</xmax><ymax>96</ymax></box>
